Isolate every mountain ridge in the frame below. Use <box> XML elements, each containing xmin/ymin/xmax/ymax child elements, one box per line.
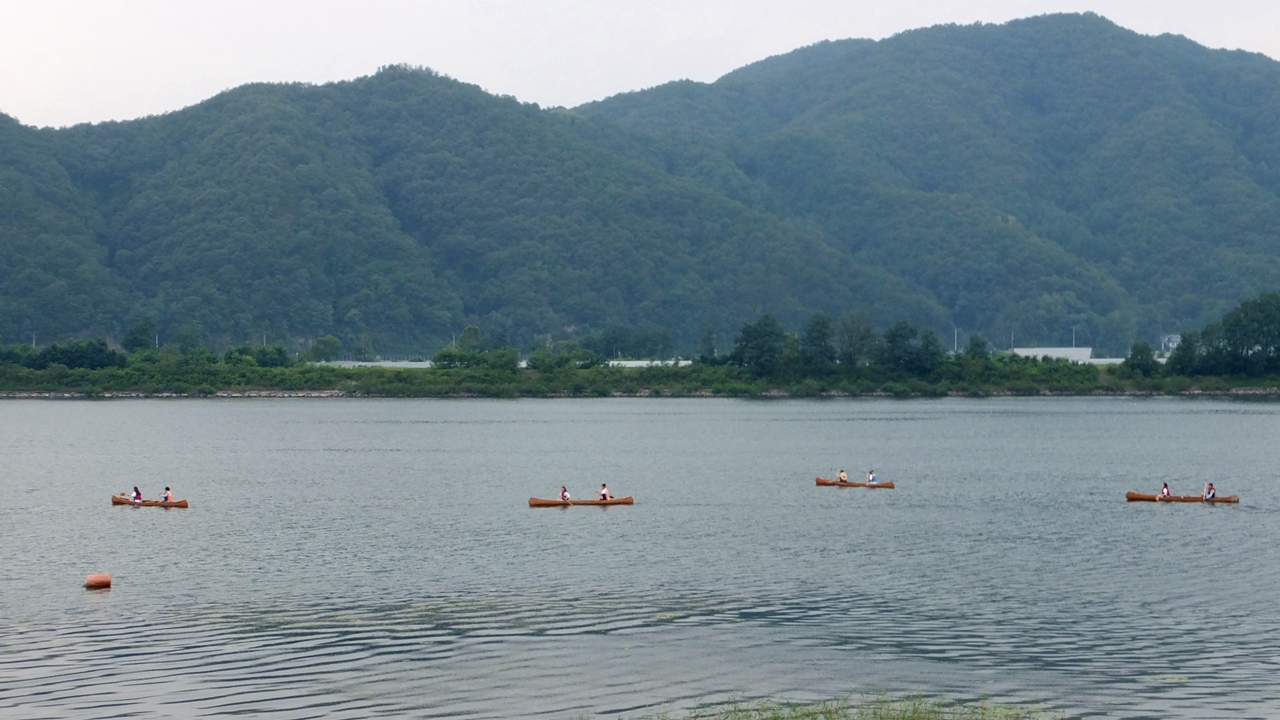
<box><xmin>579</xmin><ymin>13</ymin><xmax>1280</xmax><ymax>350</ymax></box>
<box><xmin>3</xmin><ymin>13</ymin><xmax>1279</xmax><ymax>355</ymax></box>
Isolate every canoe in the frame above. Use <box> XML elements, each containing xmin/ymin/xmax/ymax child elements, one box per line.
<box><xmin>529</xmin><ymin>496</ymin><xmax>634</xmax><ymax>507</ymax></box>
<box><xmin>816</xmin><ymin>477</ymin><xmax>895</xmax><ymax>489</ymax></box>
<box><xmin>112</xmin><ymin>494</ymin><xmax>190</xmax><ymax>508</ymax></box>
<box><xmin>1125</xmin><ymin>491</ymin><xmax>1238</xmax><ymax>504</ymax></box>
<box><xmin>1125</xmin><ymin>492</ymin><xmax>1201</xmax><ymax>502</ymax></box>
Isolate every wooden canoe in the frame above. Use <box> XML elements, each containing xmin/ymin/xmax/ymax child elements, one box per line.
<box><xmin>529</xmin><ymin>496</ymin><xmax>634</xmax><ymax>507</ymax></box>
<box><xmin>112</xmin><ymin>494</ymin><xmax>190</xmax><ymax>508</ymax></box>
<box><xmin>816</xmin><ymin>477</ymin><xmax>895</xmax><ymax>489</ymax></box>
<box><xmin>1126</xmin><ymin>491</ymin><xmax>1238</xmax><ymax>504</ymax></box>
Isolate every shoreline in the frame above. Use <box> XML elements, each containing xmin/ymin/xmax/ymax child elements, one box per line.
<box><xmin>4</xmin><ymin>386</ymin><xmax>1279</xmax><ymax>399</ymax></box>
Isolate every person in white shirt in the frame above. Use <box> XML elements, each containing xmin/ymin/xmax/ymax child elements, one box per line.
<box><xmin>837</xmin><ymin>470</ymin><xmax>848</xmax><ymax>483</ymax></box>
<box><xmin>866</xmin><ymin>470</ymin><xmax>878</xmax><ymax>485</ymax></box>
<box><xmin>599</xmin><ymin>484</ymin><xmax>611</xmax><ymax>501</ymax></box>
<box><xmin>560</xmin><ymin>486</ymin><xmax>570</xmax><ymax>502</ymax></box>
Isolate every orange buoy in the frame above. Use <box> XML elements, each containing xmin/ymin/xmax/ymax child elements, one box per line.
<box><xmin>85</xmin><ymin>573</ymin><xmax>112</xmax><ymax>589</ymax></box>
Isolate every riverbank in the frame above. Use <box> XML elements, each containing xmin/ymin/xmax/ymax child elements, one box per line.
<box><xmin>3</xmin><ymin>356</ymin><xmax>1279</xmax><ymax>398</ymax></box>
<box><xmin>3</xmin><ymin>385</ymin><xmax>1279</xmax><ymax>399</ymax></box>
<box><xmin>0</xmin><ymin>390</ymin><xmax>354</xmax><ymax>399</ymax></box>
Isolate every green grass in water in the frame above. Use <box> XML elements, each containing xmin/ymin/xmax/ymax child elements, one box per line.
<box><xmin>647</xmin><ymin>697</ymin><xmax>1047</xmax><ymax>720</ymax></box>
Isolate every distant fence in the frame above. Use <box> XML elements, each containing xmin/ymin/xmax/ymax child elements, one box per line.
<box><xmin>319</xmin><ymin>359</ymin><xmax>432</xmax><ymax>368</ymax></box>
<box><xmin>327</xmin><ymin>354</ymin><xmax>429</xmax><ymax>363</ymax></box>
<box><xmin>314</xmin><ymin>357</ymin><xmax>695</xmax><ymax>369</ymax></box>
<box><xmin>606</xmin><ymin>360</ymin><xmax>693</xmax><ymax>367</ymax></box>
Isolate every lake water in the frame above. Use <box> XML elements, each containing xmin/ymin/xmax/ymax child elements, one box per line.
<box><xmin>1</xmin><ymin>397</ymin><xmax>1278</xmax><ymax>719</ymax></box>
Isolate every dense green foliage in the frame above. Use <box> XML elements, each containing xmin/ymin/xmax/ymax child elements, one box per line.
<box><xmin>0</xmin><ymin>338</ymin><xmax>127</xmax><ymax>370</ymax></box>
<box><xmin>6</xmin><ymin>66</ymin><xmax>884</xmax><ymax>355</ymax></box>
<box><xmin>581</xmin><ymin>13</ymin><xmax>1280</xmax><ymax>353</ymax></box>
<box><xmin>0</xmin><ymin>347</ymin><xmax>1110</xmax><ymax>398</ymax></box>
<box><xmin>1168</xmin><ymin>292</ymin><xmax>1280</xmax><ymax>376</ymax></box>
<box><xmin>6</xmin><ymin>291</ymin><xmax>1280</xmax><ymax>396</ymax></box>
<box><xmin>4</xmin><ymin>14</ymin><xmax>1280</xmax><ymax>356</ymax></box>
<box><xmin>711</xmin><ymin>312</ymin><xmax>1104</xmax><ymax>394</ymax></box>
<box><xmin>0</xmin><ymin>308</ymin><xmax>1121</xmax><ymax>397</ymax></box>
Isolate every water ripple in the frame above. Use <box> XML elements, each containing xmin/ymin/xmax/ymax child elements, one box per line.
<box><xmin>4</xmin><ymin>398</ymin><xmax>1280</xmax><ymax>718</ymax></box>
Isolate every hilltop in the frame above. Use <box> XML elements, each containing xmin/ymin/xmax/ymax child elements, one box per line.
<box><xmin>3</xmin><ymin>13</ymin><xmax>1279</xmax><ymax>356</ymax></box>
<box><xmin>579</xmin><ymin>13</ymin><xmax>1280</xmax><ymax>352</ymax></box>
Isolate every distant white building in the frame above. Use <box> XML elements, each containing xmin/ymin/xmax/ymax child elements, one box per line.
<box><xmin>325</xmin><ymin>360</ymin><xmax>432</xmax><ymax>368</ymax></box>
<box><xmin>1011</xmin><ymin>347</ymin><xmax>1093</xmax><ymax>363</ymax></box>
<box><xmin>1161</xmin><ymin>334</ymin><xmax>1181</xmax><ymax>354</ymax></box>
<box><xmin>1008</xmin><ymin>347</ymin><xmax>1164</xmax><ymax>365</ymax></box>
<box><xmin>607</xmin><ymin>359</ymin><xmax>692</xmax><ymax>368</ymax></box>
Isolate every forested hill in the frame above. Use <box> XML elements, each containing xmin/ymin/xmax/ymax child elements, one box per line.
<box><xmin>1</xmin><ymin>64</ymin><xmax>925</xmax><ymax>355</ymax></box>
<box><xmin>579</xmin><ymin>13</ymin><xmax>1280</xmax><ymax>352</ymax></box>
<box><xmin>4</xmin><ymin>13</ymin><xmax>1280</xmax><ymax>356</ymax></box>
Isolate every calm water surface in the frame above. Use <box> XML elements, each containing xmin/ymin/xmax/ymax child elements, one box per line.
<box><xmin>1</xmin><ymin>398</ymin><xmax>1278</xmax><ymax>719</ymax></box>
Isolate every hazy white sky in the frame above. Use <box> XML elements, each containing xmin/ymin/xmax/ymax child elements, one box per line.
<box><xmin>2</xmin><ymin>0</ymin><xmax>1278</xmax><ymax>128</ymax></box>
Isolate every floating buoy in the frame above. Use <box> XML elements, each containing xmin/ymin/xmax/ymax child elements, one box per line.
<box><xmin>85</xmin><ymin>573</ymin><xmax>112</xmax><ymax>589</ymax></box>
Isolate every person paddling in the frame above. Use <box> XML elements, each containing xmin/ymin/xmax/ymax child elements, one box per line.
<box><xmin>1203</xmin><ymin>483</ymin><xmax>1216</xmax><ymax>501</ymax></box>
<box><xmin>599</xmin><ymin>483</ymin><xmax>611</xmax><ymax>501</ymax></box>
<box><xmin>837</xmin><ymin>469</ymin><xmax>848</xmax><ymax>484</ymax></box>
<box><xmin>866</xmin><ymin>470</ymin><xmax>878</xmax><ymax>485</ymax></box>
<box><xmin>161</xmin><ymin>487</ymin><xmax>173</xmax><ymax>503</ymax></box>
<box><xmin>132</xmin><ymin>486</ymin><xmax>143</xmax><ymax>502</ymax></box>
<box><xmin>559</xmin><ymin>486</ymin><xmax>570</xmax><ymax>502</ymax></box>
<box><xmin>1159</xmin><ymin>483</ymin><xmax>1171</xmax><ymax>499</ymax></box>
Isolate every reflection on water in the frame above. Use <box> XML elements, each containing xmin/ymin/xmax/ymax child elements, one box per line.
<box><xmin>1</xmin><ymin>398</ymin><xmax>1278</xmax><ymax>719</ymax></box>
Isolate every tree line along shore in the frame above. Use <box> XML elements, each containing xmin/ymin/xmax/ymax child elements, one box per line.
<box><xmin>3</xmin><ymin>293</ymin><xmax>1280</xmax><ymax>399</ymax></box>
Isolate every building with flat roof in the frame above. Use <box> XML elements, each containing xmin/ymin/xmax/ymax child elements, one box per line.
<box><xmin>1010</xmin><ymin>347</ymin><xmax>1094</xmax><ymax>363</ymax></box>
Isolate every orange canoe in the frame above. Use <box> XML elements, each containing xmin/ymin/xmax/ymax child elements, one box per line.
<box><xmin>1126</xmin><ymin>491</ymin><xmax>1238</xmax><ymax>504</ymax></box>
<box><xmin>816</xmin><ymin>477</ymin><xmax>895</xmax><ymax>489</ymax></box>
<box><xmin>112</xmin><ymin>495</ymin><xmax>189</xmax><ymax>508</ymax></box>
<box><xmin>529</xmin><ymin>496</ymin><xmax>634</xmax><ymax>507</ymax></box>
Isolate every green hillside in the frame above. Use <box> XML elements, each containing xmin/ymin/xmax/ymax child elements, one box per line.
<box><xmin>8</xmin><ymin>68</ymin><xmax>926</xmax><ymax>354</ymax></box>
<box><xmin>579</xmin><ymin>13</ymin><xmax>1280</xmax><ymax>351</ymax></box>
<box><xmin>3</xmin><ymin>13</ymin><xmax>1280</xmax><ymax>356</ymax></box>
<box><xmin>0</xmin><ymin>114</ymin><xmax>126</xmax><ymax>342</ymax></box>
